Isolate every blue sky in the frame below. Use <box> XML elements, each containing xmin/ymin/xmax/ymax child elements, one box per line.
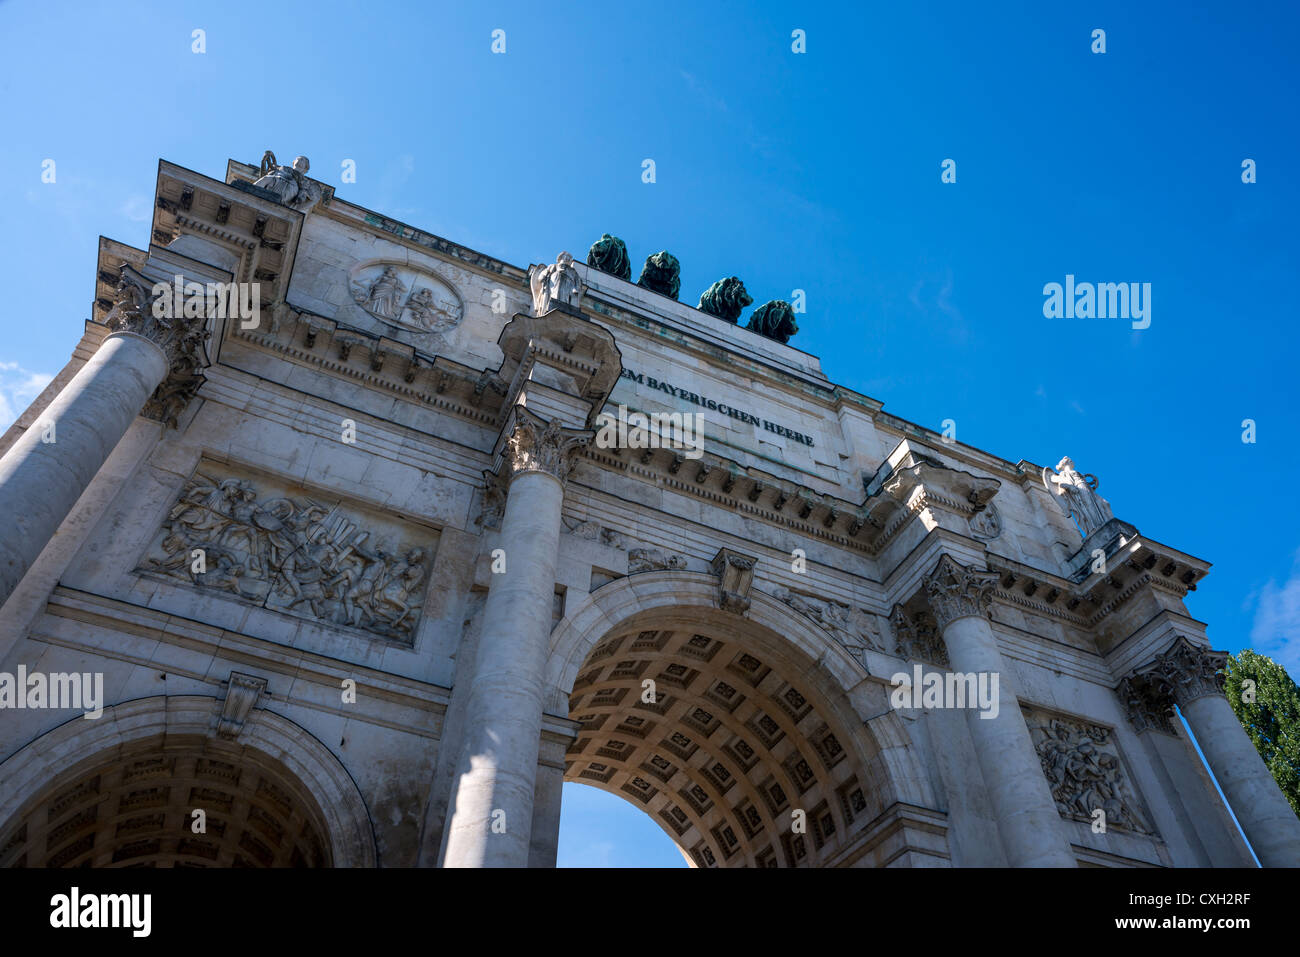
<box><xmin>2</xmin><ymin>1</ymin><xmax>1297</xmax><ymax>867</ymax></box>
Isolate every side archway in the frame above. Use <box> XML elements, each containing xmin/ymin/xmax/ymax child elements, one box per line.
<box><xmin>546</xmin><ymin>572</ymin><xmax>948</xmax><ymax>867</ymax></box>
<box><xmin>0</xmin><ymin>695</ymin><xmax>377</xmax><ymax>867</ymax></box>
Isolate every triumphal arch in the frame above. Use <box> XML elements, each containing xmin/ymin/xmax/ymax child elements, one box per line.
<box><xmin>0</xmin><ymin>152</ymin><xmax>1296</xmax><ymax>868</ymax></box>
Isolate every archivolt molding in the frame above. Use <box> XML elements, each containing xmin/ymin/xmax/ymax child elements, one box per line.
<box><xmin>0</xmin><ymin>695</ymin><xmax>377</xmax><ymax>867</ymax></box>
<box><xmin>579</xmin><ymin>446</ymin><xmax>878</xmax><ymax>554</ymax></box>
<box><xmin>548</xmin><ymin>574</ymin><xmax>869</xmax><ymax>708</ymax></box>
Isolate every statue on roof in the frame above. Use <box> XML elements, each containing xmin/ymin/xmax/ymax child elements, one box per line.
<box><xmin>1042</xmin><ymin>456</ymin><xmax>1113</xmax><ymax>537</ymax></box>
<box><xmin>747</xmin><ymin>300</ymin><xmax>798</xmax><ymax>344</ymax></box>
<box><xmin>587</xmin><ymin>234</ymin><xmax>631</xmax><ymax>280</ymax></box>
<box><xmin>528</xmin><ymin>251</ymin><xmax>584</xmax><ymax>316</ymax></box>
<box><xmin>698</xmin><ymin>277</ymin><xmax>753</xmax><ymax>324</ymax></box>
<box><xmin>637</xmin><ymin>251</ymin><xmax>681</xmax><ymax>300</ymax></box>
<box><xmin>253</xmin><ymin>151</ymin><xmax>323</xmax><ymax>212</ymax></box>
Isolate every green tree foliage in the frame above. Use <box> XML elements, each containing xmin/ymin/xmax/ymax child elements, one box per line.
<box><xmin>1224</xmin><ymin>650</ymin><xmax>1300</xmax><ymax>819</ymax></box>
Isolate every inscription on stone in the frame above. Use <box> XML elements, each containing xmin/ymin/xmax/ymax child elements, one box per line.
<box><xmin>618</xmin><ymin>366</ymin><xmax>815</xmax><ymax>447</ymax></box>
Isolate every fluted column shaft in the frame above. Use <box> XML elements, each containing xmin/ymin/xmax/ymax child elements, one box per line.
<box><xmin>926</xmin><ymin>555</ymin><xmax>1078</xmax><ymax>867</ymax></box>
<box><xmin>441</xmin><ymin>413</ymin><xmax>588</xmax><ymax>867</ymax></box>
<box><xmin>1141</xmin><ymin>638</ymin><xmax>1300</xmax><ymax>866</ymax></box>
<box><xmin>0</xmin><ymin>332</ymin><xmax>167</xmax><ymax>609</ymax></box>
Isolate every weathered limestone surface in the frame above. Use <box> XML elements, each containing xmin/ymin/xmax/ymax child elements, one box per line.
<box><xmin>440</xmin><ymin>468</ymin><xmax>566</xmax><ymax>866</ymax></box>
<box><xmin>925</xmin><ymin>557</ymin><xmax>1077</xmax><ymax>867</ymax></box>
<box><xmin>0</xmin><ymin>152</ymin><xmax>1285</xmax><ymax>870</ymax></box>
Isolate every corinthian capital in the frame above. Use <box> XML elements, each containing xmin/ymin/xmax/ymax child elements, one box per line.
<box><xmin>104</xmin><ymin>266</ymin><xmax>209</xmax><ymax>359</ymax></box>
<box><xmin>103</xmin><ymin>265</ymin><xmax>211</xmax><ymax>428</ymax></box>
<box><xmin>923</xmin><ymin>554</ymin><xmax>998</xmax><ymax>630</ymax></box>
<box><xmin>503</xmin><ymin>409</ymin><xmax>591</xmax><ymax>484</ymax></box>
<box><xmin>1138</xmin><ymin>635</ymin><xmax>1227</xmax><ymax>708</ymax></box>
<box><xmin>1115</xmin><ymin>672</ymin><xmax>1177</xmax><ymax>735</ymax></box>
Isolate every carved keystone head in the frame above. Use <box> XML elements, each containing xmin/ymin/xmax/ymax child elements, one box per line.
<box><xmin>711</xmin><ymin>547</ymin><xmax>757</xmax><ymax>615</ymax></box>
<box><xmin>217</xmin><ymin>672</ymin><xmax>268</xmax><ymax>740</ymax></box>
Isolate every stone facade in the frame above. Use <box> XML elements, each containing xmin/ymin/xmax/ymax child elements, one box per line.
<box><xmin>0</xmin><ymin>153</ymin><xmax>1295</xmax><ymax>868</ymax></box>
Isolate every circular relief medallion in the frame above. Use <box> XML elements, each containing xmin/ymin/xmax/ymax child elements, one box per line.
<box><xmin>349</xmin><ymin>261</ymin><xmax>464</xmax><ymax>334</ymax></box>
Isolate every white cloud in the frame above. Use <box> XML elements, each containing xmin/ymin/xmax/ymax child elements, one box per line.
<box><xmin>119</xmin><ymin>194</ymin><xmax>153</xmax><ymax>223</ymax></box>
<box><xmin>908</xmin><ymin>271</ymin><xmax>967</xmax><ymax>343</ymax></box>
<box><xmin>1248</xmin><ymin>549</ymin><xmax>1300</xmax><ymax>677</ymax></box>
<box><xmin>0</xmin><ymin>361</ymin><xmax>54</xmax><ymax>432</ymax></box>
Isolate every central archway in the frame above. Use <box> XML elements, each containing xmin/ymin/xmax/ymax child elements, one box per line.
<box><xmin>547</xmin><ymin>572</ymin><xmax>950</xmax><ymax>867</ymax></box>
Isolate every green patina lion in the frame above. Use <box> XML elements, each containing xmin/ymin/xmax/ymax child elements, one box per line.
<box><xmin>747</xmin><ymin>300</ymin><xmax>799</xmax><ymax>344</ymax></box>
<box><xmin>586</xmin><ymin>233</ymin><xmax>631</xmax><ymax>281</ymax></box>
<box><xmin>637</xmin><ymin>251</ymin><xmax>681</xmax><ymax>300</ymax></box>
<box><xmin>697</xmin><ymin>277</ymin><xmax>753</xmax><ymax>324</ymax></box>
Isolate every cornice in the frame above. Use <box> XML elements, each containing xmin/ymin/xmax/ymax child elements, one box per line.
<box><xmin>580</xmin><ymin>444</ymin><xmax>877</xmax><ymax>553</ymax></box>
<box><xmin>984</xmin><ymin>541</ymin><xmax>1202</xmax><ymax>631</ymax></box>
<box><xmin>232</xmin><ymin>306</ymin><xmax>506</xmax><ymax>426</ymax></box>
<box><xmin>40</xmin><ymin>586</ymin><xmax>452</xmax><ymax>718</ymax></box>
<box><xmin>227</xmin><ymin>153</ymin><xmax>528</xmax><ymax>289</ymax></box>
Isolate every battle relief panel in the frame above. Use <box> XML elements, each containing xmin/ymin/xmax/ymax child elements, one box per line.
<box><xmin>348</xmin><ymin>260</ymin><xmax>464</xmax><ymax>336</ymax></box>
<box><xmin>1022</xmin><ymin>707</ymin><xmax>1156</xmax><ymax>836</ymax></box>
<box><xmin>136</xmin><ymin>461</ymin><xmax>438</xmax><ymax>645</ymax></box>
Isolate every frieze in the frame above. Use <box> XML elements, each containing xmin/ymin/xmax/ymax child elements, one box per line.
<box><xmin>628</xmin><ymin>548</ymin><xmax>689</xmax><ymax>573</ymax></box>
<box><xmin>138</xmin><ymin>464</ymin><xmax>436</xmax><ymax>644</ymax></box>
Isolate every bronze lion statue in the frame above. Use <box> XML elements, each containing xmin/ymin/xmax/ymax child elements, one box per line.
<box><xmin>586</xmin><ymin>233</ymin><xmax>631</xmax><ymax>280</ymax></box>
<box><xmin>697</xmin><ymin>277</ymin><xmax>753</xmax><ymax>324</ymax></box>
<box><xmin>637</xmin><ymin>251</ymin><xmax>681</xmax><ymax>300</ymax></box>
<box><xmin>747</xmin><ymin>300</ymin><xmax>798</xmax><ymax>344</ymax></box>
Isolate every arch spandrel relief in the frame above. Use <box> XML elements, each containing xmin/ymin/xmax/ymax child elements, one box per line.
<box><xmin>135</xmin><ymin>461</ymin><xmax>438</xmax><ymax>644</ymax></box>
<box><xmin>348</xmin><ymin>260</ymin><xmax>465</xmax><ymax>337</ymax></box>
<box><xmin>1022</xmin><ymin>706</ymin><xmax>1156</xmax><ymax>836</ymax></box>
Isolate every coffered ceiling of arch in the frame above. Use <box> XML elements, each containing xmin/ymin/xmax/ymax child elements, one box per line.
<box><xmin>0</xmin><ymin>742</ymin><xmax>330</xmax><ymax>869</ymax></box>
<box><xmin>565</xmin><ymin>626</ymin><xmax>878</xmax><ymax>868</ymax></box>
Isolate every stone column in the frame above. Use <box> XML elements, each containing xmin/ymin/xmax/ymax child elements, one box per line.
<box><xmin>0</xmin><ymin>264</ymin><xmax>211</xmax><ymax>611</ymax></box>
<box><xmin>1136</xmin><ymin>637</ymin><xmax>1300</xmax><ymax>867</ymax></box>
<box><xmin>441</xmin><ymin>411</ymin><xmax>589</xmax><ymax>867</ymax></box>
<box><xmin>924</xmin><ymin>554</ymin><xmax>1078</xmax><ymax>867</ymax></box>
